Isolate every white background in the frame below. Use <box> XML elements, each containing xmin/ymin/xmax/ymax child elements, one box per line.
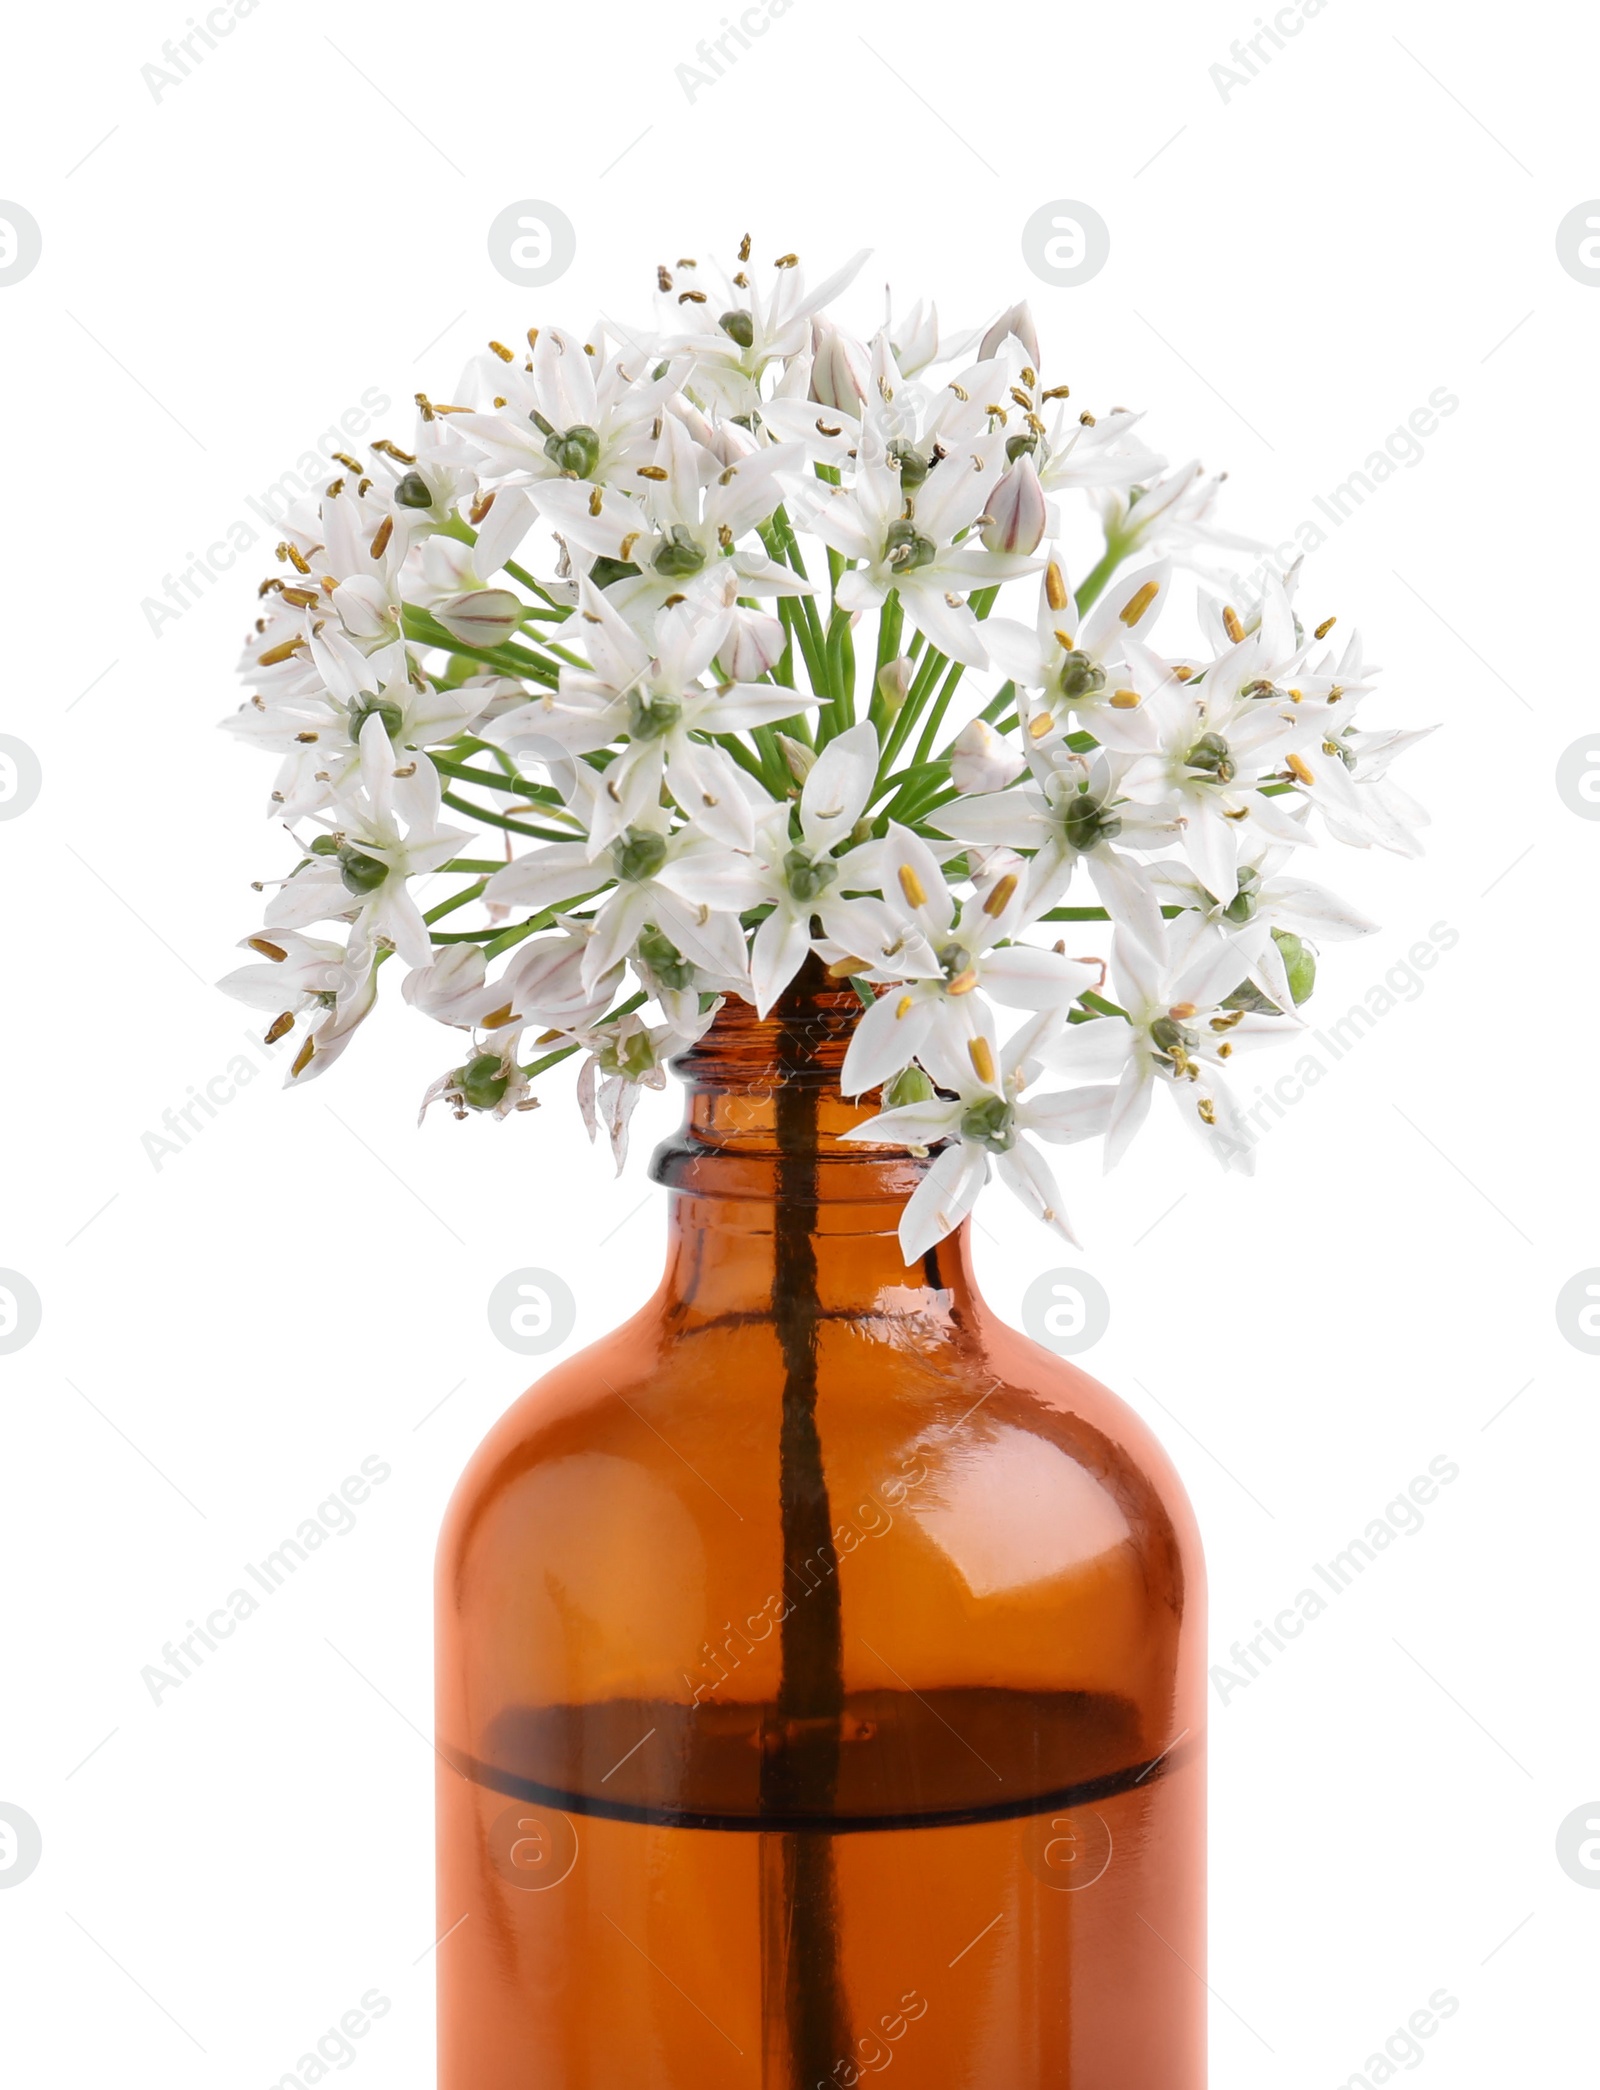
<box><xmin>1</xmin><ymin>0</ymin><xmax>1595</xmax><ymax>2083</ymax></box>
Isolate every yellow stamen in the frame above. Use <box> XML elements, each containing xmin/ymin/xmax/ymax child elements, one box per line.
<box><xmin>1028</xmin><ymin>712</ymin><xmax>1054</xmax><ymax>740</ymax></box>
<box><xmin>257</xmin><ymin>640</ymin><xmax>303</xmax><ymax>666</ymax></box>
<box><xmin>947</xmin><ymin>968</ymin><xmax>979</xmax><ymax>995</ymax></box>
<box><xmin>1223</xmin><ymin>606</ymin><xmax>1245</xmax><ymax>643</ymax></box>
<box><xmin>1197</xmin><ymin>1097</ymin><xmax>1216</xmax><ymax>1126</ymax></box>
<box><xmin>895</xmin><ymin>994</ymin><xmax>914</xmax><ymax>1019</ymax></box>
<box><xmin>1120</xmin><ymin>580</ymin><xmax>1159</xmax><ymax>626</ymax></box>
<box><xmin>247</xmin><ymin>937</ymin><xmax>287</xmax><ymax>961</ymax></box>
<box><xmin>482</xmin><ymin>1003</ymin><xmax>519</xmax><ymax>1030</ymax></box>
<box><xmin>1053</xmin><ymin>626</ymin><xmax>1076</xmax><ymax>650</ymax></box>
<box><xmin>968</xmin><ymin>1036</ymin><xmax>997</xmax><ymax>1085</ymax></box>
<box><xmin>369</xmin><ymin>515</ymin><xmax>393</xmax><ymax>560</ymax></box>
<box><xmin>1045</xmin><ymin>561</ymin><xmax>1069</xmax><ymax>612</ymax></box>
<box><xmin>1287</xmin><ymin>753</ymin><xmax>1315</xmax><ymax>785</ymax></box>
<box><xmin>1314</xmin><ymin>615</ymin><xmax>1336</xmax><ymax>640</ymax></box>
<box><xmin>983</xmin><ymin>873</ymin><xmax>1019</xmax><ymax>916</ymax></box>
<box><xmin>489</xmin><ymin>340</ymin><xmax>513</xmax><ymax>362</ymax></box>
<box><xmin>1109</xmin><ymin>688</ymin><xmax>1141</xmax><ymax>710</ymax></box>
<box><xmin>264</xmin><ymin>1012</ymin><xmax>294</xmax><ymax>1045</ymax></box>
<box><xmin>897</xmin><ymin>864</ymin><xmax>928</xmax><ymax>909</ymax></box>
<box><xmin>290</xmin><ymin>1036</ymin><xmax>315</xmax><ymax>1078</ymax></box>
<box><xmin>636</xmin><ymin>465</ymin><xmax>669</xmax><ymax>481</ymax></box>
<box><xmin>1169</xmin><ymin>1001</ymin><xmax>1197</xmax><ymax>1018</ymax></box>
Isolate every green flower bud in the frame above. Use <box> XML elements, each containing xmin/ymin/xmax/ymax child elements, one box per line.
<box><xmin>348</xmin><ymin>694</ymin><xmax>404</xmax><ymax>741</ymax></box>
<box><xmin>636</xmin><ymin>925</ymin><xmax>695</xmax><ymax>991</ymax></box>
<box><xmin>1185</xmin><ymin>731</ymin><xmax>1236</xmax><ymax>785</ymax></box>
<box><xmin>884</xmin><ymin>518</ymin><xmax>937</xmax><ymax>572</ymax></box>
<box><xmin>653</xmin><ymin>525</ymin><xmax>707</xmax><ymax>578</ymax></box>
<box><xmin>1061</xmin><ymin>790</ymin><xmax>1121</xmax><ymax>852</ymax></box>
<box><xmin>1005</xmin><ymin>431</ymin><xmax>1039</xmax><ymax>462</ymax></box>
<box><xmin>1223</xmin><ymin>930</ymin><xmax>1317</xmax><ymax>1013</ymax></box>
<box><xmin>883</xmin><ymin>1065</ymin><xmax>935</xmax><ymax>1107</ymax></box>
<box><xmin>393</xmin><ymin>471</ymin><xmax>434</xmax><ymax>510</ymax></box>
<box><xmin>337</xmin><ymin>844</ymin><xmax>389</xmax><ymax>895</ymax></box>
<box><xmin>784</xmin><ymin>850</ymin><xmax>838</xmax><ymax>904</ymax></box>
<box><xmin>718</xmin><ymin>309</ymin><xmax>755</xmax><ymax>348</ymax></box>
<box><xmin>542</xmin><ymin>423</ymin><xmax>601</xmax><ymax>477</ymax></box>
<box><xmin>457</xmin><ymin>1053</ymin><xmax>511</xmax><ymax>1112</ymax></box>
<box><xmin>309</xmin><ymin>834</ymin><xmax>338</xmax><ymax>856</ymax></box>
<box><xmin>1222</xmin><ymin>865</ymin><xmax>1261</xmax><ymax>924</ymax></box>
<box><xmin>589</xmin><ymin>555</ymin><xmax>641</xmax><ymax>589</ymax></box>
<box><xmin>959</xmin><ymin>1094</ymin><xmax>1017</xmax><ymax>1153</ymax></box>
<box><xmin>614</xmin><ymin>828</ymin><xmax>669</xmax><ymax>884</ymax></box>
<box><xmin>1221</xmin><ymin>979</ymin><xmax>1274</xmax><ymax>1014</ymax></box>
<box><xmin>627</xmin><ymin>691</ymin><xmax>683</xmax><ymax>741</ymax></box>
<box><xmin>1274</xmin><ymin>928</ymin><xmax>1316</xmax><ymax>1004</ymax></box>
<box><xmin>887</xmin><ymin>441</ymin><xmax>930</xmax><ymax>492</ymax></box>
<box><xmin>1057</xmin><ymin>650</ymin><xmax>1107</xmax><ymax>702</ymax></box>
<box><xmin>1149</xmin><ymin>1014</ymin><xmax>1196</xmax><ymax>1063</ymax></box>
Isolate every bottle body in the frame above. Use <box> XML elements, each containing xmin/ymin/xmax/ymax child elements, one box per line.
<box><xmin>436</xmin><ymin>983</ymin><xmax>1205</xmax><ymax>2086</ymax></box>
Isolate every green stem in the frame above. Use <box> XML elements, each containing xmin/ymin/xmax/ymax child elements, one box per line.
<box><xmin>440</xmin><ymin>789</ymin><xmax>577</xmax><ymax>842</ymax></box>
<box><xmin>1074</xmin><ymin>535</ymin><xmax>1132</xmax><ymax>617</ymax></box>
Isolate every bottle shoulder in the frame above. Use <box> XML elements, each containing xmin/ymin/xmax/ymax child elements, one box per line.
<box><xmin>440</xmin><ymin>1299</ymin><xmax>1202</xmax><ymax>1614</ymax></box>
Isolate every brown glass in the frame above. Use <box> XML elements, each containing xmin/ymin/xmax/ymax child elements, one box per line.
<box><xmin>435</xmin><ymin>966</ymin><xmax>1206</xmax><ymax>2087</ymax></box>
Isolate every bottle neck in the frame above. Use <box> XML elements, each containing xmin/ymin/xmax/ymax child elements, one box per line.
<box><xmin>646</xmin><ymin>963</ymin><xmax>977</xmax><ymax>1322</ymax></box>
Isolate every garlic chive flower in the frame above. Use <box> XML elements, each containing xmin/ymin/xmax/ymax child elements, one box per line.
<box><xmin>220</xmin><ymin>239</ymin><xmax>1425</xmax><ymax>1257</ymax></box>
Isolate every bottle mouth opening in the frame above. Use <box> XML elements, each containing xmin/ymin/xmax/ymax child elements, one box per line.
<box><xmin>667</xmin><ymin>967</ymin><xmax>870</xmax><ymax>1094</ymax></box>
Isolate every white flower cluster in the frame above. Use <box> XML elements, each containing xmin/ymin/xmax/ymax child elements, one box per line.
<box><xmin>222</xmin><ymin>240</ymin><xmax>1428</xmax><ymax>1260</ymax></box>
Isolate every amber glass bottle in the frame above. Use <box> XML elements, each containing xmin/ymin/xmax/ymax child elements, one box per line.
<box><xmin>436</xmin><ymin>967</ymin><xmax>1206</xmax><ymax>2087</ymax></box>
